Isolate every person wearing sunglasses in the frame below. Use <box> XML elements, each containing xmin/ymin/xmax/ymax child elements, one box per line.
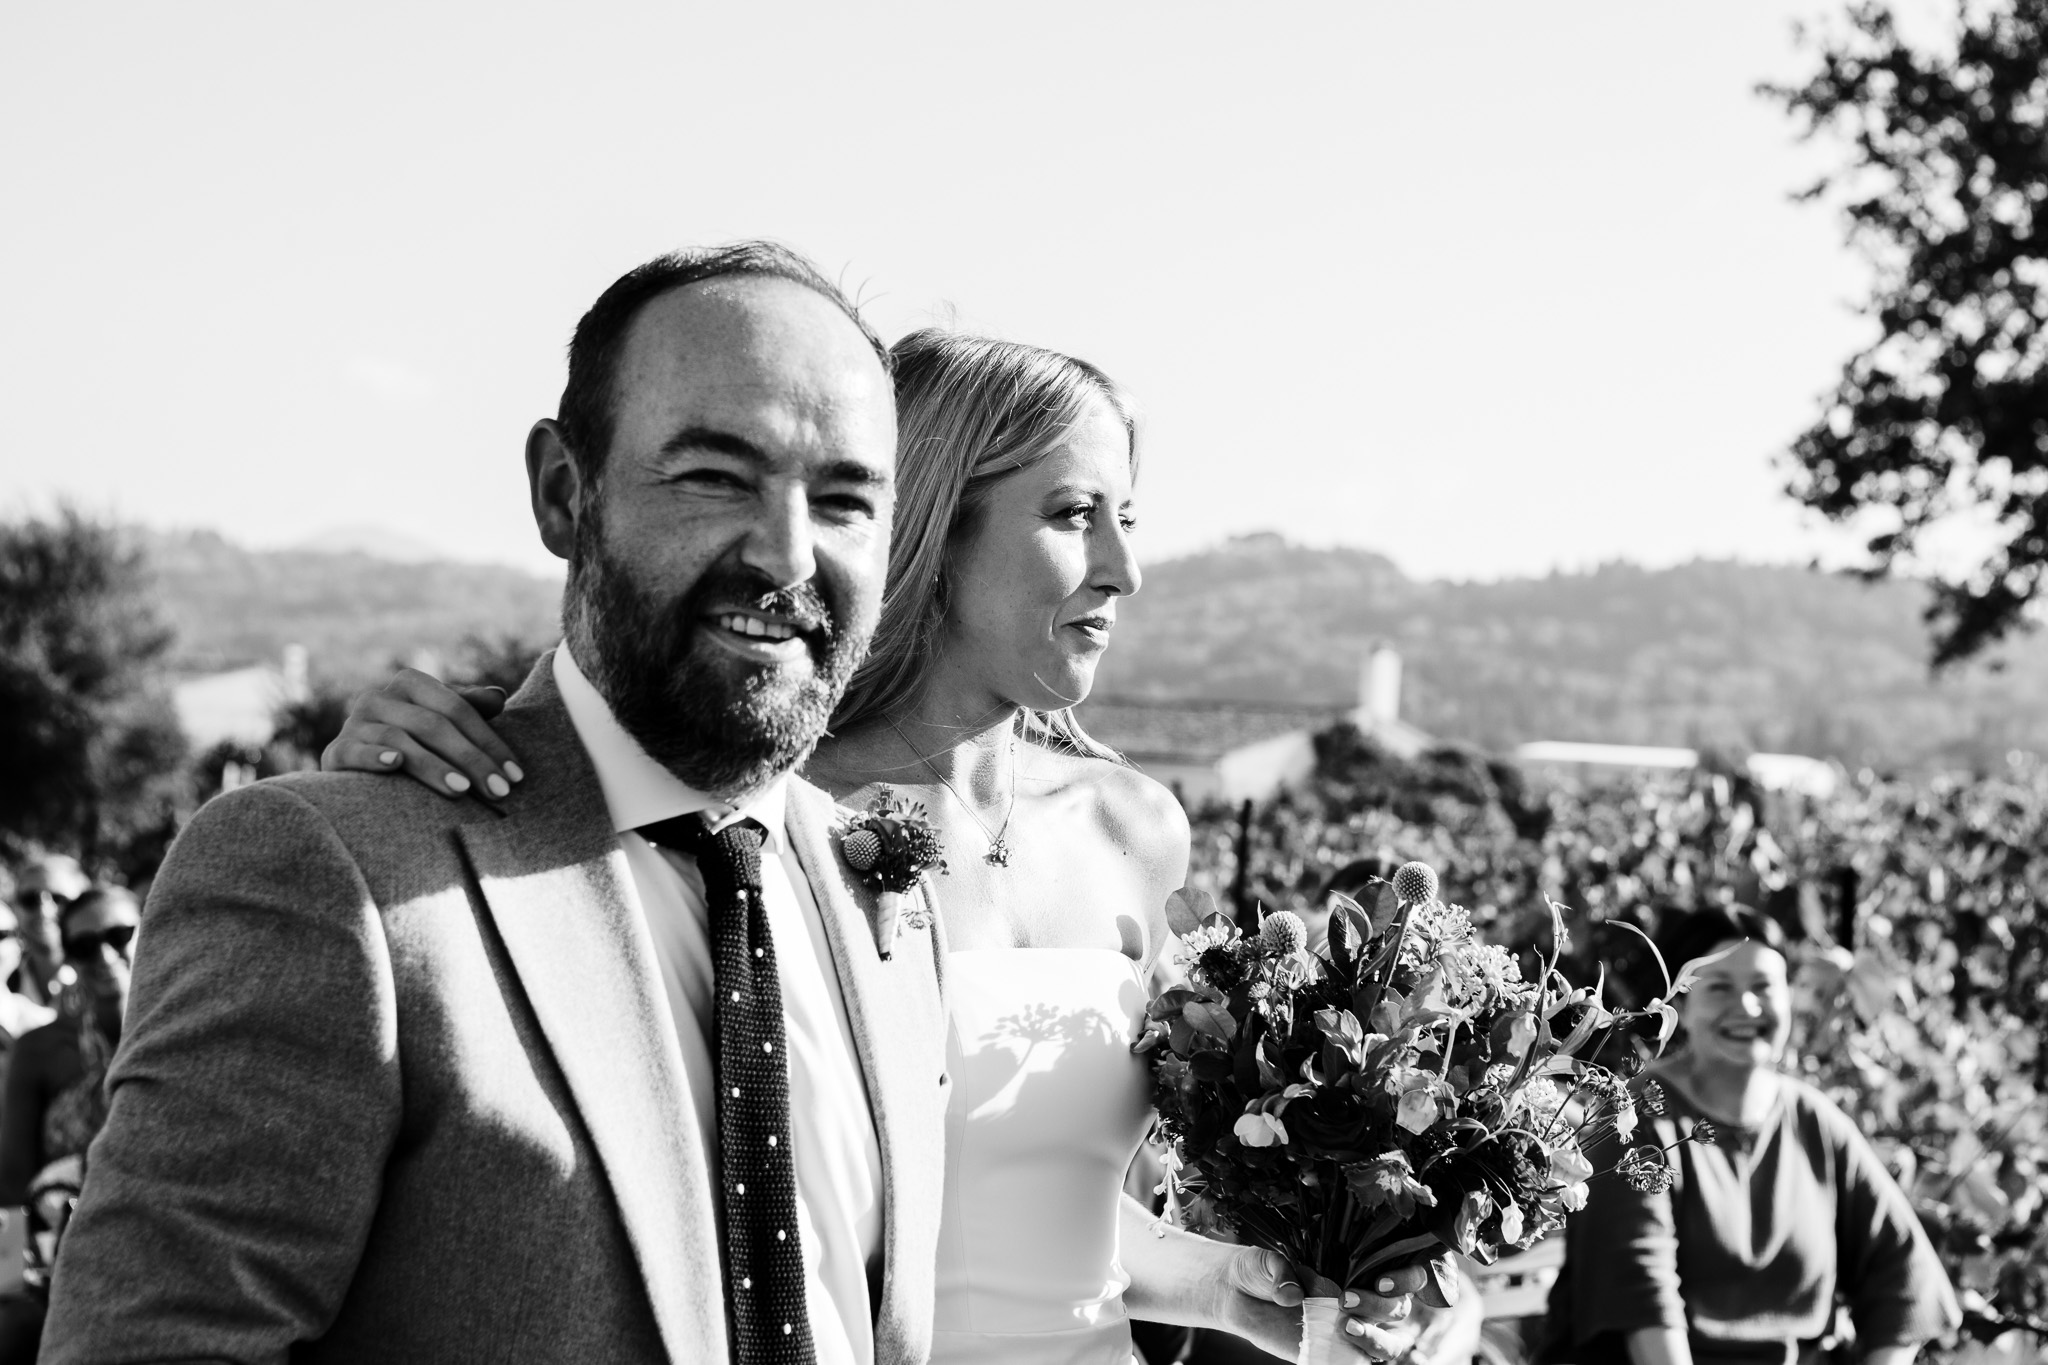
<box><xmin>0</xmin><ymin>886</ymin><xmax>140</xmax><ymax>1211</ymax></box>
<box><xmin>0</xmin><ymin>894</ymin><xmax>56</xmax><ymax>1071</ymax></box>
<box><xmin>6</xmin><ymin>856</ymin><xmax>88</xmax><ymax>1009</ymax></box>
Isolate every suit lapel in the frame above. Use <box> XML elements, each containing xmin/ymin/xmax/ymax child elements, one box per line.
<box><xmin>456</xmin><ymin>662</ymin><xmax>726</xmax><ymax>1364</ymax></box>
<box><xmin>784</xmin><ymin>779</ymin><xmax>947</xmax><ymax>1364</ymax></box>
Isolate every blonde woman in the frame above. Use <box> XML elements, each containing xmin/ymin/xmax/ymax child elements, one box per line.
<box><xmin>327</xmin><ymin>329</ymin><xmax>1426</xmax><ymax>1364</ymax></box>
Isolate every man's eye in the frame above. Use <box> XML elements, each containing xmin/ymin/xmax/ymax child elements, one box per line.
<box><xmin>818</xmin><ymin>494</ymin><xmax>876</xmax><ymax>519</ymax></box>
<box><xmin>673</xmin><ymin>469</ymin><xmax>750</xmax><ymax>492</ymax></box>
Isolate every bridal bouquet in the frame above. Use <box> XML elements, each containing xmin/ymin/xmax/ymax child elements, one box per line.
<box><xmin>1136</xmin><ymin>862</ymin><xmax>1711</xmax><ymax>1365</ymax></box>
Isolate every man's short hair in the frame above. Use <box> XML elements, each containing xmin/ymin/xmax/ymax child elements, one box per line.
<box><xmin>555</xmin><ymin>241</ymin><xmax>892</xmax><ymax>481</ymax></box>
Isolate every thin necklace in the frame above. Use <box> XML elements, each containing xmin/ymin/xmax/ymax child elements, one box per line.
<box><xmin>889</xmin><ymin>719</ymin><xmax>1018</xmax><ymax>868</ymax></box>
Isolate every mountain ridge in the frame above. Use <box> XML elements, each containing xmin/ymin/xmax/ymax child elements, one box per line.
<box><xmin>138</xmin><ymin>527</ymin><xmax>2048</xmax><ymax>768</ymax></box>
<box><xmin>1088</xmin><ymin>535</ymin><xmax>2048</xmax><ymax>769</ymax></box>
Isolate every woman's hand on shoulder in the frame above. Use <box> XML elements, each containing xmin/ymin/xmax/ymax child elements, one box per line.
<box><xmin>321</xmin><ymin>668</ymin><xmax>524</xmax><ymax>800</ymax></box>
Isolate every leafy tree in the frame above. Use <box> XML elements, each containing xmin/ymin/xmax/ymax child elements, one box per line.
<box><xmin>1769</xmin><ymin>0</ymin><xmax>2048</xmax><ymax>666</ymax></box>
<box><xmin>0</xmin><ymin>510</ymin><xmax>189</xmax><ymax>876</ymax></box>
<box><xmin>455</xmin><ymin>631</ymin><xmax>554</xmax><ymax>694</ymax></box>
<box><xmin>269</xmin><ymin>687</ymin><xmax>355</xmax><ymax>767</ymax></box>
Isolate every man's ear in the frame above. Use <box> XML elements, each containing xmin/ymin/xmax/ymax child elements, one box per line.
<box><xmin>526</xmin><ymin>420</ymin><xmax>587</xmax><ymax>561</ymax></box>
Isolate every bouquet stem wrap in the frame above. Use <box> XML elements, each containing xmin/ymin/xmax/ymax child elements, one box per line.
<box><xmin>1297</xmin><ymin>1298</ymin><xmax>1348</xmax><ymax>1365</ymax></box>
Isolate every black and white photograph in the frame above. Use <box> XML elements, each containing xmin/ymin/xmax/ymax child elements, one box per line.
<box><xmin>1</xmin><ymin>3</ymin><xmax>2043</xmax><ymax>1363</ymax></box>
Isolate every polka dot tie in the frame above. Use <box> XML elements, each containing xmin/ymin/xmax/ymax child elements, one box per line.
<box><xmin>641</xmin><ymin>815</ymin><xmax>816</xmax><ymax>1365</ymax></box>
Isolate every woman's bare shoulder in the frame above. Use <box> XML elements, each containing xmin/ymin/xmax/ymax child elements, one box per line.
<box><xmin>1049</xmin><ymin>751</ymin><xmax>1190</xmax><ymax>869</ymax></box>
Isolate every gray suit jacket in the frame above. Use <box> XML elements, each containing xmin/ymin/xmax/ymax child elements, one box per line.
<box><xmin>43</xmin><ymin>659</ymin><xmax>951</xmax><ymax>1364</ymax></box>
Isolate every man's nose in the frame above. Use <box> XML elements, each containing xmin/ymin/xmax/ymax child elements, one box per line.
<box><xmin>740</xmin><ymin>485</ymin><xmax>818</xmax><ymax>588</ymax></box>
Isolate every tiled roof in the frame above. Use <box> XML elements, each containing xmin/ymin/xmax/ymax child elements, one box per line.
<box><xmin>1075</xmin><ymin>697</ymin><xmax>1346</xmax><ymax>762</ymax></box>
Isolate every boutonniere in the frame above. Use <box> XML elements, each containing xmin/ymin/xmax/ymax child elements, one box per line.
<box><xmin>839</xmin><ymin>788</ymin><xmax>947</xmax><ymax>960</ymax></box>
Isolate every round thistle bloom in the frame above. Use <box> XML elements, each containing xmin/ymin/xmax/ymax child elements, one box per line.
<box><xmin>1618</xmin><ymin>1146</ymin><xmax>1674</xmax><ymax>1194</ymax></box>
<box><xmin>1258</xmin><ymin>911</ymin><xmax>1308</xmax><ymax>956</ymax></box>
<box><xmin>841</xmin><ymin>828</ymin><xmax>882</xmax><ymax>871</ymax></box>
<box><xmin>1392</xmin><ymin>861</ymin><xmax>1439</xmax><ymax>906</ymax></box>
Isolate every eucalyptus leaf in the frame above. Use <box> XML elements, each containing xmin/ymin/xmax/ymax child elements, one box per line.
<box><xmin>1164</xmin><ymin>887</ymin><xmax>1204</xmax><ymax>938</ymax></box>
<box><xmin>1371</xmin><ymin>883</ymin><xmax>1401</xmax><ymax>934</ymax></box>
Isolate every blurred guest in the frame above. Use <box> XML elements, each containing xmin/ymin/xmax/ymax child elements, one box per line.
<box><xmin>1542</xmin><ymin>907</ymin><xmax>1958</xmax><ymax>1365</ymax></box>
<box><xmin>0</xmin><ymin>897</ymin><xmax>55</xmax><ymax>1068</ymax></box>
<box><xmin>7</xmin><ymin>858</ymin><xmax>88</xmax><ymax>1009</ymax></box>
<box><xmin>0</xmin><ymin>887</ymin><xmax>139</xmax><ymax>1209</ymax></box>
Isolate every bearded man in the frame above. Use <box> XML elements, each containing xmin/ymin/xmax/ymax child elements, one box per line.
<box><xmin>43</xmin><ymin>244</ymin><xmax>951</xmax><ymax>1365</ymax></box>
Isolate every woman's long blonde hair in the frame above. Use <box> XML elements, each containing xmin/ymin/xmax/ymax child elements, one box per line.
<box><xmin>830</xmin><ymin>328</ymin><xmax>1140</xmax><ymax>758</ymax></box>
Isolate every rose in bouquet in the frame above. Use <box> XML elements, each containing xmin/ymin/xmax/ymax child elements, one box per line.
<box><xmin>1136</xmin><ymin>861</ymin><xmax>1713</xmax><ymax>1364</ymax></box>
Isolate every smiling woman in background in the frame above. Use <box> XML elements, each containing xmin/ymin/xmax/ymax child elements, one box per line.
<box><xmin>1541</xmin><ymin>907</ymin><xmax>1959</xmax><ymax>1365</ymax></box>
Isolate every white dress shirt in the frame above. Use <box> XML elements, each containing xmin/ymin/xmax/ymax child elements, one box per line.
<box><xmin>555</xmin><ymin>647</ymin><xmax>884</xmax><ymax>1365</ymax></box>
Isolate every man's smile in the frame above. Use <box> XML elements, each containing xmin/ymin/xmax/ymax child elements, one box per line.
<box><xmin>714</xmin><ymin>611</ymin><xmax>799</xmax><ymax>641</ymax></box>
<box><xmin>702</xmin><ymin>607</ymin><xmax>814</xmax><ymax>664</ymax></box>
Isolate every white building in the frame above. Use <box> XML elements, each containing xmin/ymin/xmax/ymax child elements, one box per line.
<box><xmin>1079</xmin><ymin>643</ymin><xmax>1430</xmax><ymax>806</ymax></box>
<box><xmin>1513</xmin><ymin>740</ymin><xmax>1840</xmax><ymax>798</ymax></box>
<box><xmin>170</xmin><ymin>645</ymin><xmax>309</xmax><ymax>749</ymax></box>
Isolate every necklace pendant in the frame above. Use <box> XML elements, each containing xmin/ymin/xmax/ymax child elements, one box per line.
<box><xmin>985</xmin><ymin>836</ymin><xmax>1012</xmax><ymax>868</ymax></box>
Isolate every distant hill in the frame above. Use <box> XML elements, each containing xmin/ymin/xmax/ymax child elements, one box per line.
<box><xmin>291</xmin><ymin>525</ymin><xmax>452</xmax><ymax>563</ymax></box>
<box><xmin>137</xmin><ymin>526</ymin><xmax>2048</xmax><ymax>768</ymax></box>
<box><xmin>1090</xmin><ymin>533</ymin><xmax>2048</xmax><ymax>770</ymax></box>
<box><xmin>142</xmin><ymin>529</ymin><xmax>561</xmax><ymax>683</ymax></box>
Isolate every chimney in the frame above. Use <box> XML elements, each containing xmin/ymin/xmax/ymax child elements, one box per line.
<box><xmin>1358</xmin><ymin>643</ymin><xmax>1401</xmax><ymax>728</ymax></box>
<box><xmin>281</xmin><ymin>643</ymin><xmax>310</xmax><ymax>704</ymax></box>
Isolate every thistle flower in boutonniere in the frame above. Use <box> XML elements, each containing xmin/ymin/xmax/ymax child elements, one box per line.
<box><xmin>839</xmin><ymin>788</ymin><xmax>948</xmax><ymax>960</ymax></box>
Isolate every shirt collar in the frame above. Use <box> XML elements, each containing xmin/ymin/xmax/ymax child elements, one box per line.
<box><xmin>553</xmin><ymin>645</ymin><xmax>789</xmax><ymax>852</ymax></box>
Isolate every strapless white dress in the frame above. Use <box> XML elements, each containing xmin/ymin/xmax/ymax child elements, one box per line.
<box><xmin>930</xmin><ymin>949</ymin><xmax>1155</xmax><ymax>1365</ymax></box>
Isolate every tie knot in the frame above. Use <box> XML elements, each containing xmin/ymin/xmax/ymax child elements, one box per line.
<box><xmin>639</xmin><ymin>814</ymin><xmax>767</xmax><ymax>888</ymax></box>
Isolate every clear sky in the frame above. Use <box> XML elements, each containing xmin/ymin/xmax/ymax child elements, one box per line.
<box><xmin>2</xmin><ymin>1</ymin><xmax>1885</xmax><ymax>581</ymax></box>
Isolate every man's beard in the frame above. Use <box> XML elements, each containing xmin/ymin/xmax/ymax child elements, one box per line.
<box><xmin>564</xmin><ymin>518</ymin><xmax>867</xmax><ymax>799</ymax></box>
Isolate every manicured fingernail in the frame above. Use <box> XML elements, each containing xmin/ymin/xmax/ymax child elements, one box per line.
<box><xmin>379</xmin><ymin>751</ymin><xmax>400</xmax><ymax>766</ymax></box>
<box><xmin>504</xmin><ymin>762</ymin><xmax>524</xmax><ymax>783</ymax></box>
<box><xmin>486</xmin><ymin>775</ymin><xmax>510</xmax><ymax>798</ymax></box>
<box><xmin>1343</xmin><ymin>1291</ymin><xmax>1361</xmax><ymax>1309</ymax></box>
<box><xmin>445</xmin><ymin>773</ymin><xmax>471</xmax><ymax>793</ymax></box>
<box><xmin>1345</xmin><ymin>1319</ymin><xmax>1366</xmax><ymax>1337</ymax></box>
<box><xmin>1377</xmin><ymin>1277</ymin><xmax>1397</xmax><ymax>1294</ymax></box>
